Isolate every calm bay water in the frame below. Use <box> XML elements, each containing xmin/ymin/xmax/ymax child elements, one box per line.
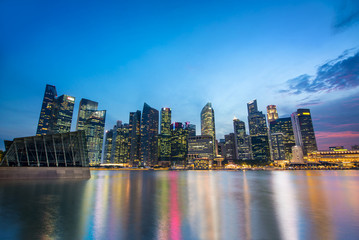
<box><xmin>0</xmin><ymin>170</ymin><xmax>359</xmax><ymax>240</ymax></box>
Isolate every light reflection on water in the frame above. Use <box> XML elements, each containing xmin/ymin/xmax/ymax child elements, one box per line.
<box><xmin>0</xmin><ymin>170</ymin><xmax>359</xmax><ymax>240</ymax></box>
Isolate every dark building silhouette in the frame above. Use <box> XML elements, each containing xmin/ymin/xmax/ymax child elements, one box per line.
<box><xmin>129</xmin><ymin>111</ymin><xmax>141</xmax><ymax>166</ymax></box>
<box><xmin>224</xmin><ymin>133</ymin><xmax>236</xmax><ymax>161</ymax></box>
<box><xmin>140</xmin><ymin>103</ymin><xmax>159</xmax><ymax>166</ymax></box>
<box><xmin>36</xmin><ymin>84</ymin><xmax>57</xmax><ymax>136</ymax></box>
<box><xmin>103</xmin><ymin>129</ymin><xmax>114</xmax><ymax>164</ymax></box>
<box><xmin>291</xmin><ymin>109</ymin><xmax>317</xmax><ymax>156</ymax></box>
<box><xmin>247</xmin><ymin>99</ymin><xmax>270</xmax><ymax>161</ymax></box>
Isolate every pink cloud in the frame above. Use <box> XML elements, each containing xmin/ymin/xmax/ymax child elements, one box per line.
<box><xmin>315</xmin><ymin>131</ymin><xmax>359</xmax><ymax>150</ymax></box>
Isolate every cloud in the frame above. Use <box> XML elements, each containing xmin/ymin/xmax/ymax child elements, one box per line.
<box><xmin>280</xmin><ymin>49</ymin><xmax>359</xmax><ymax>95</ymax></box>
<box><xmin>333</xmin><ymin>0</ymin><xmax>359</xmax><ymax>31</ymax></box>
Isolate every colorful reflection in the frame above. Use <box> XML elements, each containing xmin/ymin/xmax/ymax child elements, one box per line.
<box><xmin>1</xmin><ymin>170</ymin><xmax>359</xmax><ymax>240</ymax></box>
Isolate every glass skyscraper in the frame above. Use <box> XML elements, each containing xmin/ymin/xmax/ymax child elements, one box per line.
<box><xmin>129</xmin><ymin>111</ymin><xmax>141</xmax><ymax>166</ymax></box>
<box><xmin>270</xmin><ymin>117</ymin><xmax>296</xmax><ymax>160</ymax></box>
<box><xmin>233</xmin><ymin>118</ymin><xmax>251</xmax><ymax>161</ymax></box>
<box><xmin>140</xmin><ymin>103</ymin><xmax>159</xmax><ymax>166</ymax></box>
<box><xmin>48</xmin><ymin>94</ymin><xmax>75</xmax><ymax>134</ymax></box>
<box><xmin>36</xmin><ymin>84</ymin><xmax>57</xmax><ymax>136</ymax></box>
<box><xmin>76</xmin><ymin>98</ymin><xmax>106</xmax><ymax>165</ymax></box>
<box><xmin>158</xmin><ymin>108</ymin><xmax>172</xmax><ymax>163</ymax></box>
<box><xmin>291</xmin><ymin>109</ymin><xmax>317</xmax><ymax>156</ymax></box>
<box><xmin>170</xmin><ymin>122</ymin><xmax>188</xmax><ymax>165</ymax></box>
<box><xmin>247</xmin><ymin>99</ymin><xmax>270</xmax><ymax>161</ymax></box>
<box><xmin>201</xmin><ymin>102</ymin><xmax>216</xmax><ymax>155</ymax></box>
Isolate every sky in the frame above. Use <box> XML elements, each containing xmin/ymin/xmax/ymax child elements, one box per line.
<box><xmin>1</xmin><ymin>0</ymin><xmax>359</xmax><ymax>150</ymax></box>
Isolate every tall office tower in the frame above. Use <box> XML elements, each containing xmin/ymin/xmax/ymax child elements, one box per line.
<box><xmin>185</xmin><ymin>122</ymin><xmax>196</xmax><ymax>137</ymax></box>
<box><xmin>224</xmin><ymin>133</ymin><xmax>236</xmax><ymax>161</ymax></box>
<box><xmin>270</xmin><ymin>117</ymin><xmax>296</xmax><ymax>160</ymax></box>
<box><xmin>247</xmin><ymin>100</ymin><xmax>267</xmax><ymax>136</ymax></box>
<box><xmin>170</xmin><ymin>122</ymin><xmax>188</xmax><ymax>165</ymax></box>
<box><xmin>140</xmin><ymin>103</ymin><xmax>159</xmax><ymax>166</ymax></box>
<box><xmin>48</xmin><ymin>94</ymin><xmax>75</xmax><ymax>134</ymax></box>
<box><xmin>76</xmin><ymin>99</ymin><xmax>106</xmax><ymax>165</ymax></box>
<box><xmin>160</xmin><ymin>108</ymin><xmax>171</xmax><ymax>135</ymax></box>
<box><xmin>158</xmin><ymin>108</ymin><xmax>172</xmax><ymax>163</ymax></box>
<box><xmin>247</xmin><ymin>99</ymin><xmax>270</xmax><ymax>161</ymax></box>
<box><xmin>266</xmin><ymin>105</ymin><xmax>278</xmax><ymax>124</ymax></box>
<box><xmin>103</xmin><ymin>129</ymin><xmax>114</xmax><ymax>164</ymax></box>
<box><xmin>201</xmin><ymin>102</ymin><xmax>216</xmax><ymax>154</ymax></box>
<box><xmin>291</xmin><ymin>109</ymin><xmax>317</xmax><ymax>156</ymax></box>
<box><xmin>111</xmin><ymin>121</ymin><xmax>130</xmax><ymax>164</ymax></box>
<box><xmin>76</xmin><ymin>99</ymin><xmax>98</xmax><ymax>130</ymax></box>
<box><xmin>36</xmin><ymin>84</ymin><xmax>57</xmax><ymax>136</ymax></box>
<box><xmin>233</xmin><ymin>118</ymin><xmax>251</xmax><ymax>161</ymax></box>
<box><xmin>129</xmin><ymin>111</ymin><xmax>141</xmax><ymax>166</ymax></box>
<box><xmin>270</xmin><ymin>133</ymin><xmax>286</xmax><ymax>160</ymax></box>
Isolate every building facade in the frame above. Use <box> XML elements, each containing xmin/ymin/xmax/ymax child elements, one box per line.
<box><xmin>201</xmin><ymin>102</ymin><xmax>216</xmax><ymax>155</ymax></box>
<box><xmin>48</xmin><ymin>94</ymin><xmax>75</xmax><ymax>134</ymax></box>
<box><xmin>291</xmin><ymin>109</ymin><xmax>317</xmax><ymax>156</ymax></box>
<box><xmin>233</xmin><ymin>118</ymin><xmax>251</xmax><ymax>161</ymax></box>
<box><xmin>36</xmin><ymin>84</ymin><xmax>57</xmax><ymax>136</ymax></box>
<box><xmin>269</xmin><ymin>117</ymin><xmax>296</xmax><ymax>160</ymax></box>
<box><xmin>129</xmin><ymin>111</ymin><xmax>141</xmax><ymax>166</ymax></box>
<box><xmin>140</xmin><ymin>103</ymin><xmax>159</xmax><ymax>166</ymax></box>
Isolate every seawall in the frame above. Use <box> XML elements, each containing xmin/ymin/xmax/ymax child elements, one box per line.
<box><xmin>0</xmin><ymin>167</ymin><xmax>91</xmax><ymax>179</ymax></box>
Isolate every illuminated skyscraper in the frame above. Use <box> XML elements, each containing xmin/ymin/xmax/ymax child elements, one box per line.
<box><xmin>170</xmin><ymin>122</ymin><xmax>188</xmax><ymax>165</ymax></box>
<box><xmin>158</xmin><ymin>108</ymin><xmax>172</xmax><ymax>163</ymax></box>
<box><xmin>247</xmin><ymin>99</ymin><xmax>270</xmax><ymax>161</ymax></box>
<box><xmin>48</xmin><ymin>94</ymin><xmax>75</xmax><ymax>134</ymax></box>
<box><xmin>201</xmin><ymin>102</ymin><xmax>216</xmax><ymax>154</ymax></box>
<box><xmin>160</xmin><ymin>108</ymin><xmax>171</xmax><ymax>135</ymax></box>
<box><xmin>266</xmin><ymin>105</ymin><xmax>278</xmax><ymax>124</ymax></box>
<box><xmin>291</xmin><ymin>109</ymin><xmax>317</xmax><ymax>156</ymax></box>
<box><xmin>36</xmin><ymin>84</ymin><xmax>57</xmax><ymax>136</ymax></box>
<box><xmin>76</xmin><ymin>99</ymin><xmax>98</xmax><ymax>130</ymax></box>
<box><xmin>111</xmin><ymin>121</ymin><xmax>130</xmax><ymax>164</ymax></box>
<box><xmin>76</xmin><ymin>99</ymin><xmax>106</xmax><ymax>165</ymax></box>
<box><xmin>233</xmin><ymin>118</ymin><xmax>251</xmax><ymax>160</ymax></box>
<box><xmin>270</xmin><ymin>117</ymin><xmax>296</xmax><ymax>160</ymax></box>
<box><xmin>140</xmin><ymin>103</ymin><xmax>159</xmax><ymax>166</ymax></box>
<box><xmin>129</xmin><ymin>111</ymin><xmax>141</xmax><ymax>166</ymax></box>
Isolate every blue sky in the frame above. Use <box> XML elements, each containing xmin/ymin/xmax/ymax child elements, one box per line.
<box><xmin>1</xmin><ymin>0</ymin><xmax>359</xmax><ymax>150</ymax></box>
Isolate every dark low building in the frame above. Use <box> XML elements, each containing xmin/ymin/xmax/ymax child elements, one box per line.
<box><xmin>1</xmin><ymin>131</ymin><xmax>88</xmax><ymax>167</ymax></box>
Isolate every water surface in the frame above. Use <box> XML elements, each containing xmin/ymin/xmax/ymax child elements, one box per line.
<box><xmin>0</xmin><ymin>170</ymin><xmax>358</xmax><ymax>239</ymax></box>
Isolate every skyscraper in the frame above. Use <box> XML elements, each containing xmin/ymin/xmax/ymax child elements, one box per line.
<box><xmin>224</xmin><ymin>133</ymin><xmax>236</xmax><ymax>161</ymax></box>
<box><xmin>233</xmin><ymin>118</ymin><xmax>251</xmax><ymax>161</ymax></box>
<box><xmin>76</xmin><ymin>98</ymin><xmax>106</xmax><ymax>165</ymax></box>
<box><xmin>266</xmin><ymin>105</ymin><xmax>278</xmax><ymax>124</ymax></box>
<box><xmin>160</xmin><ymin>108</ymin><xmax>171</xmax><ymax>135</ymax></box>
<box><xmin>158</xmin><ymin>108</ymin><xmax>172</xmax><ymax>163</ymax></box>
<box><xmin>270</xmin><ymin>117</ymin><xmax>296</xmax><ymax>160</ymax></box>
<box><xmin>36</xmin><ymin>84</ymin><xmax>57</xmax><ymax>136</ymax></box>
<box><xmin>170</xmin><ymin>122</ymin><xmax>188</xmax><ymax>165</ymax></box>
<box><xmin>48</xmin><ymin>94</ymin><xmax>75</xmax><ymax>134</ymax></box>
<box><xmin>140</xmin><ymin>103</ymin><xmax>159</xmax><ymax>166</ymax></box>
<box><xmin>111</xmin><ymin>121</ymin><xmax>130</xmax><ymax>164</ymax></box>
<box><xmin>291</xmin><ymin>109</ymin><xmax>317</xmax><ymax>156</ymax></box>
<box><xmin>129</xmin><ymin>111</ymin><xmax>141</xmax><ymax>166</ymax></box>
<box><xmin>247</xmin><ymin>99</ymin><xmax>270</xmax><ymax>161</ymax></box>
<box><xmin>201</xmin><ymin>102</ymin><xmax>216</xmax><ymax>155</ymax></box>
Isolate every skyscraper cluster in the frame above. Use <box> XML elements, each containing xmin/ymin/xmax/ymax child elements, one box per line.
<box><xmin>36</xmin><ymin>85</ymin><xmax>106</xmax><ymax>165</ymax></box>
<box><xmin>35</xmin><ymin>84</ymin><xmax>318</xmax><ymax>166</ymax></box>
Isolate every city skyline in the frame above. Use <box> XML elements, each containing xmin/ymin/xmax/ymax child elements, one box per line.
<box><xmin>1</xmin><ymin>0</ymin><xmax>359</xmax><ymax>150</ymax></box>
